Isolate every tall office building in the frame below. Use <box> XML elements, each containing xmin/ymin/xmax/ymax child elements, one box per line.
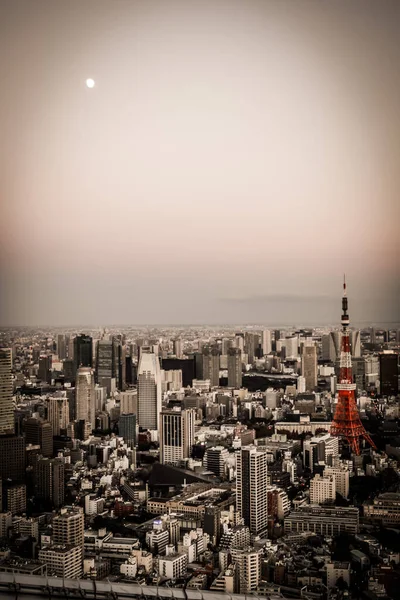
<box><xmin>245</xmin><ymin>333</ymin><xmax>259</xmax><ymax>364</ymax></box>
<box><xmin>119</xmin><ymin>390</ymin><xmax>138</xmax><ymax>415</ymax></box>
<box><xmin>95</xmin><ymin>339</ymin><xmax>119</xmax><ymax>387</ymax></box>
<box><xmin>301</xmin><ymin>345</ymin><xmax>317</xmax><ymax>391</ymax></box>
<box><xmin>47</xmin><ymin>393</ymin><xmax>69</xmax><ymax>435</ymax></box>
<box><xmin>236</xmin><ymin>446</ymin><xmax>268</xmax><ymax>535</ymax></box>
<box><xmin>76</xmin><ymin>367</ymin><xmax>96</xmax><ymax>429</ymax></box>
<box><xmin>159</xmin><ymin>408</ymin><xmax>195</xmax><ymax>465</ymax></box>
<box><xmin>173</xmin><ymin>339</ymin><xmax>183</xmax><ymax>359</ymax></box>
<box><xmin>262</xmin><ymin>330</ymin><xmax>272</xmax><ymax>356</ymax></box>
<box><xmin>24</xmin><ymin>418</ymin><xmax>53</xmax><ymax>458</ymax></box>
<box><xmin>349</xmin><ymin>330</ymin><xmax>361</xmax><ymax>358</ymax></box>
<box><xmin>0</xmin><ymin>436</ymin><xmax>25</xmax><ymax>481</ymax></box>
<box><xmin>57</xmin><ymin>335</ymin><xmax>66</xmax><ymax>360</ymax></box>
<box><xmin>227</xmin><ymin>347</ymin><xmax>242</xmax><ymax>388</ymax></box>
<box><xmin>137</xmin><ymin>351</ymin><xmax>162</xmax><ymax>431</ymax></box>
<box><xmin>38</xmin><ymin>355</ymin><xmax>52</xmax><ymax>384</ymax></box>
<box><xmin>73</xmin><ymin>334</ymin><xmax>93</xmax><ymax>371</ymax></box>
<box><xmin>379</xmin><ymin>352</ymin><xmax>399</xmax><ymax>397</ymax></box>
<box><xmin>0</xmin><ymin>348</ymin><xmax>14</xmax><ymax>435</ymax></box>
<box><xmin>119</xmin><ymin>413</ymin><xmax>137</xmax><ymax>447</ymax></box>
<box><xmin>35</xmin><ymin>458</ymin><xmax>65</xmax><ymax>508</ymax></box>
<box><xmin>202</xmin><ymin>347</ymin><xmax>220</xmax><ymax>387</ymax></box>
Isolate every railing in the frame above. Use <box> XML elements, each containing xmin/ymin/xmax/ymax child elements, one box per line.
<box><xmin>0</xmin><ymin>572</ymin><xmax>284</xmax><ymax>600</ymax></box>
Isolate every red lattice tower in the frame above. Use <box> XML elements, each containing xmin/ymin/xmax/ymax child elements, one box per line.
<box><xmin>330</xmin><ymin>277</ymin><xmax>376</xmax><ymax>455</ymax></box>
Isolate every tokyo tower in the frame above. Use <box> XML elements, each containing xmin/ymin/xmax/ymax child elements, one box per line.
<box><xmin>330</xmin><ymin>277</ymin><xmax>376</xmax><ymax>455</ymax></box>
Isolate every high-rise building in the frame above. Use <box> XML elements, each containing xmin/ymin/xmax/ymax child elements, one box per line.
<box><xmin>173</xmin><ymin>339</ymin><xmax>183</xmax><ymax>359</ymax></box>
<box><xmin>262</xmin><ymin>330</ymin><xmax>272</xmax><ymax>356</ymax></box>
<box><xmin>35</xmin><ymin>458</ymin><xmax>65</xmax><ymax>508</ymax></box>
<box><xmin>349</xmin><ymin>330</ymin><xmax>361</xmax><ymax>358</ymax></box>
<box><xmin>234</xmin><ymin>548</ymin><xmax>261</xmax><ymax>593</ymax></box>
<box><xmin>76</xmin><ymin>367</ymin><xmax>95</xmax><ymax>429</ymax></box>
<box><xmin>202</xmin><ymin>347</ymin><xmax>220</xmax><ymax>387</ymax></box>
<box><xmin>3</xmin><ymin>482</ymin><xmax>26</xmax><ymax>515</ymax></box>
<box><xmin>301</xmin><ymin>345</ymin><xmax>317</xmax><ymax>391</ymax></box>
<box><xmin>137</xmin><ymin>351</ymin><xmax>161</xmax><ymax>432</ymax></box>
<box><xmin>38</xmin><ymin>355</ymin><xmax>52</xmax><ymax>384</ymax></box>
<box><xmin>53</xmin><ymin>507</ymin><xmax>84</xmax><ymax>548</ymax></box>
<box><xmin>236</xmin><ymin>446</ymin><xmax>268</xmax><ymax>535</ymax></box>
<box><xmin>24</xmin><ymin>418</ymin><xmax>53</xmax><ymax>458</ymax></box>
<box><xmin>95</xmin><ymin>339</ymin><xmax>119</xmax><ymax>387</ymax></box>
<box><xmin>159</xmin><ymin>408</ymin><xmax>195</xmax><ymax>465</ymax></box>
<box><xmin>47</xmin><ymin>393</ymin><xmax>69</xmax><ymax>435</ymax></box>
<box><xmin>324</xmin><ymin>465</ymin><xmax>350</xmax><ymax>499</ymax></box>
<box><xmin>0</xmin><ymin>348</ymin><xmax>14</xmax><ymax>435</ymax></box>
<box><xmin>73</xmin><ymin>334</ymin><xmax>93</xmax><ymax>372</ymax></box>
<box><xmin>245</xmin><ymin>333</ymin><xmax>259</xmax><ymax>364</ymax></box>
<box><xmin>119</xmin><ymin>413</ymin><xmax>137</xmax><ymax>447</ymax></box>
<box><xmin>203</xmin><ymin>446</ymin><xmax>229</xmax><ymax>478</ymax></box>
<box><xmin>379</xmin><ymin>352</ymin><xmax>399</xmax><ymax>397</ymax></box>
<box><xmin>0</xmin><ymin>436</ymin><xmax>25</xmax><ymax>481</ymax></box>
<box><xmin>119</xmin><ymin>390</ymin><xmax>138</xmax><ymax>415</ymax></box>
<box><xmin>227</xmin><ymin>347</ymin><xmax>242</xmax><ymax>388</ymax></box>
<box><xmin>57</xmin><ymin>335</ymin><xmax>66</xmax><ymax>360</ymax></box>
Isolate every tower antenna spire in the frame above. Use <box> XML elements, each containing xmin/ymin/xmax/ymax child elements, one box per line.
<box><xmin>331</xmin><ymin>277</ymin><xmax>376</xmax><ymax>455</ymax></box>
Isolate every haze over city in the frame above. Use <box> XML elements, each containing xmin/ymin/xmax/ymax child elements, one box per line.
<box><xmin>1</xmin><ymin>0</ymin><xmax>399</xmax><ymax>326</ymax></box>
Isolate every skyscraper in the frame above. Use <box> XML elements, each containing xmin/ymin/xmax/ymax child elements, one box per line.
<box><xmin>73</xmin><ymin>334</ymin><xmax>93</xmax><ymax>372</ymax></box>
<box><xmin>76</xmin><ymin>367</ymin><xmax>96</xmax><ymax>429</ymax></box>
<box><xmin>24</xmin><ymin>417</ymin><xmax>53</xmax><ymax>458</ymax></box>
<box><xmin>38</xmin><ymin>355</ymin><xmax>52</xmax><ymax>384</ymax></box>
<box><xmin>202</xmin><ymin>346</ymin><xmax>220</xmax><ymax>387</ymax></box>
<box><xmin>47</xmin><ymin>393</ymin><xmax>69</xmax><ymax>435</ymax></box>
<box><xmin>137</xmin><ymin>351</ymin><xmax>161</xmax><ymax>432</ymax></box>
<box><xmin>35</xmin><ymin>458</ymin><xmax>65</xmax><ymax>508</ymax></box>
<box><xmin>245</xmin><ymin>333</ymin><xmax>259</xmax><ymax>364</ymax></box>
<box><xmin>301</xmin><ymin>345</ymin><xmax>317</xmax><ymax>391</ymax></box>
<box><xmin>119</xmin><ymin>413</ymin><xmax>137</xmax><ymax>447</ymax></box>
<box><xmin>236</xmin><ymin>446</ymin><xmax>268</xmax><ymax>535</ymax></box>
<box><xmin>159</xmin><ymin>408</ymin><xmax>195</xmax><ymax>465</ymax></box>
<box><xmin>57</xmin><ymin>335</ymin><xmax>66</xmax><ymax>360</ymax></box>
<box><xmin>0</xmin><ymin>436</ymin><xmax>25</xmax><ymax>481</ymax></box>
<box><xmin>262</xmin><ymin>330</ymin><xmax>272</xmax><ymax>356</ymax></box>
<box><xmin>95</xmin><ymin>339</ymin><xmax>120</xmax><ymax>388</ymax></box>
<box><xmin>379</xmin><ymin>352</ymin><xmax>399</xmax><ymax>397</ymax></box>
<box><xmin>0</xmin><ymin>348</ymin><xmax>14</xmax><ymax>435</ymax></box>
<box><xmin>227</xmin><ymin>347</ymin><xmax>242</xmax><ymax>388</ymax></box>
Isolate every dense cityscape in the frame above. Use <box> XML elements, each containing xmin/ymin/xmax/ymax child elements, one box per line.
<box><xmin>0</xmin><ymin>284</ymin><xmax>399</xmax><ymax>600</ymax></box>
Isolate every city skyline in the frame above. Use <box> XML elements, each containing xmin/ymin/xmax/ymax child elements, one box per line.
<box><xmin>1</xmin><ymin>0</ymin><xmax>400</xmax><ymax>326</ymax></box>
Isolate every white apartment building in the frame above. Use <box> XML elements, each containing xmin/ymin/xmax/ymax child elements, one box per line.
<box><xmin>85</xmin><ymin>494</ymin><xmax>105</xmax><ymax>516</ymax></box>
<box><xmin>158</xmin><ymin>552</ymin><xmax>188</xmax><ymax>580</ymax></box>
<box><xmin>120</xmin><ymin>556</ymin><xmax>137</xmax><ymax>578</ymax></box>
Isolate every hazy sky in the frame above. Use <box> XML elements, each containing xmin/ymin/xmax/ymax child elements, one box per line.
<box><xmin>1</xmin><ymin>0</ymin><xmax>399</xmax><ymax>326</ymax></box>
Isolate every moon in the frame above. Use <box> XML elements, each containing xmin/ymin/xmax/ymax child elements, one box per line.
<box><xmin>86</xmin><ymin>78</ymin><xmax>95</xmax><ymax>89</ymax></box>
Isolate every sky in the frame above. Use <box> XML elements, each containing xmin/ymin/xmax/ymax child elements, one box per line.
<box><xmin>0</xmin><ymin>0</ymin><xmax>399</xmax><ymax>326</ymax></box>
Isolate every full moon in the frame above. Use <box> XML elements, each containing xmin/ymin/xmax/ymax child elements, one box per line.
<box><xmin>86</xmin><ymin>78</ymin><xmax>95</xmax><ymax>88</ymax></box>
